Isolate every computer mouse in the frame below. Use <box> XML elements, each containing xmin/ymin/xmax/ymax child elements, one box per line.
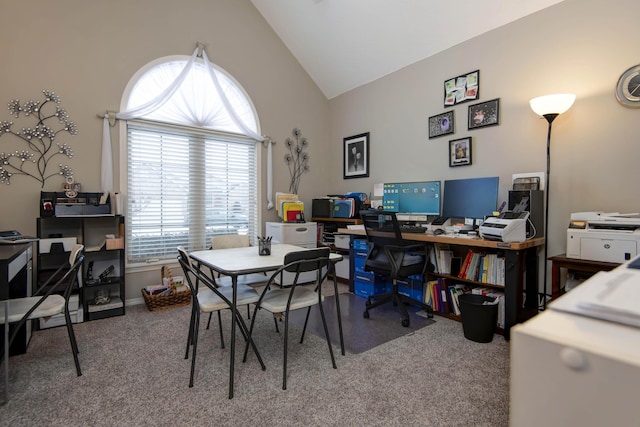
<box><xmin>434</xmin><ymin>228</ymin><xmax>444</xmax><ymax>235</ymax></box>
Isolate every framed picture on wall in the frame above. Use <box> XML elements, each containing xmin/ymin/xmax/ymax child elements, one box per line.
<box><xmin>428</xmin><ymin>111</ymin><xmax>455</xmax><ymax>139</ymax></box>
<box><xmin>449</xmin><ymin>137</ymin><xmax>472</xmax><ymax>167</ymax></box>
<box><xmin>343</xmin><ymin>132</ymin><xmax>370</xmax><ymax>179</ymax></box>
<box><xmin>444</xmin><ymin>70</ymin><xmax>479</xmax><ymax>107</ymax></box>
<box><xmin>468</xmin><ymin>98</ymin><xmax>500</xmax><ymax>130</ymax></box>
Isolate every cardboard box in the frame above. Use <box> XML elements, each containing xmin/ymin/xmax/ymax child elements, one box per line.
<box><xmin>106</xmin><ymin>238</ymin><xmax>124</xmax><ymax>250</ymax></box>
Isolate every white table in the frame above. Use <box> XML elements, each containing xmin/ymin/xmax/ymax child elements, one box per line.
<box><xmin>190</xmin><ymin>243</ymin><xmax>344</xmax><ymax>399</ymax></box>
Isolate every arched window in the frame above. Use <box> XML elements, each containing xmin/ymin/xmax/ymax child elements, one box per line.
<box><xmin>121</xmin><ymin>53</ymin><xmax>260</xmax><ymax>264</ymax></box>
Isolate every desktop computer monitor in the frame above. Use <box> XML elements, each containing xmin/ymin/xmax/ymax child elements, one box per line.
<box><xmin>442</xmin><ymin>176</ymin><xmax>499</xmax><ymax>220</ymax></box>
<box><xmin>382</xmin><ymin>181</ymin><xmax>441</xmax><ymax>217</ymax></box>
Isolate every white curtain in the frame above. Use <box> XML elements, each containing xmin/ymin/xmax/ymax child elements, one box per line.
<box><xmin>101</xmin><ymin>45</ymin><xmax>274</xmax><ymax>208</ymax></box>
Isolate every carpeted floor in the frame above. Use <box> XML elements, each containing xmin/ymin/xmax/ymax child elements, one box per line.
<box><xmin>0</xmin><ymin>291</ymin><xmax>510</xmax><ymax>426</ymax></box>
<box><xmin>288</xmin><ymin>293</ymin><xmax>435</xmax><ymax>354</ymax></box>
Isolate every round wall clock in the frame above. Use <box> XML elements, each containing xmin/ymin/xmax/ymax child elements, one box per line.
<box><xmin>616</xmin><ymin>64</ymin><xmax>640</xmax><ymax>108</ymax></box>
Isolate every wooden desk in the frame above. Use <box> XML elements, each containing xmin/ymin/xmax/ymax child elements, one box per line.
<box><xmin>339</xmin><ymin>229</ymin><xmax>544</xmax><ymax>340</ymax></box>
<box><xmin>548</xmin><ymin>253</ymin><xmax>619</xmax><ymax>299</ymax></box>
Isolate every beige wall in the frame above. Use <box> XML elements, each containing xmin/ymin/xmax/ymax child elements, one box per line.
<box><xmin>329</xmin><ymin>0</ymin><xmax>640</xmax><ymax>289</ymax></box>
<box><xmin>2</xmin><ymin>0</ymin><xmax>639</xmax><ymax>302</ymax></box>
<box><xmin>0</xmin><ymin>0</ymin><xmax>331</xmax><ymax>300</ymax></box>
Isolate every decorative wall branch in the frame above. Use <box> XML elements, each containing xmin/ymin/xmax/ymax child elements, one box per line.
<box><xmin>0</xmin><ymin>89</ymin><xmax>76</xmax><ymax>187</ymax></box>
<box><xmin>283</xmin><ymin>128</ymin><xmax>310</xmax><ymax>194</ymax></box>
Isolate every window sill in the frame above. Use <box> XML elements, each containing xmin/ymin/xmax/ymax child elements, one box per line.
<box><xmin>126</xmin><ymin>260</ymin><xmax>179</xmax><ymax>274</ymax></box>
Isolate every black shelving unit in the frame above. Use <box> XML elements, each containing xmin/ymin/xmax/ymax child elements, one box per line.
<box><xmin>36</xmin><ymin>215</ymin><xmax>126</xmax><ymax>324</ymax></box>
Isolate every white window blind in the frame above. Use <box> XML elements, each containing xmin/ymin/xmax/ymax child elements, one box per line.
<box><xmin>127</xmin><ymin>122</ymin><xmax>257</xmax><ymax>263</ymax></box>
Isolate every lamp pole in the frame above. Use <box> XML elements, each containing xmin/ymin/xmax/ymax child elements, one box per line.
<box><xmin>530</xmin><ymin>93</ymin><xmax>575</xmax><ymax>310</ymax></box>
<box><xmin>542</xmin><ymin>113</ymin><xmax>558</xmax><ymax>310</ymax></box>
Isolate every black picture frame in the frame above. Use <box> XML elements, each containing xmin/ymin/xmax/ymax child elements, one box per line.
<box><xmin>444</xmin><ymin>70</ymin><xmax>479</xmax><ymax>107</ymax></box>
<box><xmin>428</xmin><ymin>111</ymin><xmax>455</xmax><ymax>139</ymax></box>
<box><xmin>343</xmin><ymin>132</ymin><xmax>369</xmax><ymax>179</ymax></box>
<box><xmin>468</xmin><ymin>98</ymin><xmax>500</xmax><ymax>130</ymax></box>
<box><xmin>449</xmin><ymin>137</ymin><xmax>472</xmax><ymax>167</ymax></box>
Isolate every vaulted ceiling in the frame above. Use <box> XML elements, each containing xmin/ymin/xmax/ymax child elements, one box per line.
<box><xmin>250</xmin><ymin>0</ymin><xmax>566</xmax><ymax>99</ymax></box>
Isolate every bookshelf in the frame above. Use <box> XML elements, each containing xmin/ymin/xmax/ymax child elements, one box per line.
<box><xmin>36</xmin><ymin>215</ymin><xmax>126</xmax><ymax>324</ymax></box>
<box><xmin>338</xmin><ymin>228</ymin><xmax>543</xmax><ymax>340</ymax></box>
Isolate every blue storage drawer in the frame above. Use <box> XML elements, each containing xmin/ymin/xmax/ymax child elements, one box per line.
<box><xmin>354</xmin><ymin>281</ymin><xmax>388</xmax><ymax>299</ymax></box>
<box><xmin>353</xmin><ymin>269</ymin><xmax>375</xmax><ymax>284</ymax></box>
<box><xmin>353</xmin><ymin>239</ymin><xmax>369</xmax><ymax>250</ymax></box>
<box><xmin>397</xmin><ymin>278</ymin><xmax>425</xmax><ymax>303</ymax></box>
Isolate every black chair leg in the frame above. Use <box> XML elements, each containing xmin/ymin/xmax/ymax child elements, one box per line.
<box><xmin>318</xmin><ymin>300</ymin><xmax>337</xmax><ymax>369</ymax></box>
<box><xmin>189</xmin><ymin>312</ymin><xmax>200</xmax><ymax>388</ymax></box>
<box><xmin>206</xmin><ymin>312</ymin><xmax>213</xmax><ymax>330</ymax></box>
<box><xmin>242</xmin><ymin>305</ymin><xmax>261</xmax><ymax>363</ymax></box>
<box><xmin>185</xmin><ymin>303</ymin><xmax>197</xmax><ymax>359</ymax></box>
<box><xmin>234</xmin><ymin>309</ymin><xmax>265</xmax><ymax>370</ymax></box>
<box><xmin>217</xmin><ymin>311</ymin><xmax>225</xmax><ymax>349</ymax></box>
<box><xmin>299</xmin><ymin>306</ymin><xmax>312</xmax><ymax>344</ymax></box>
<box><xmin>283</xmin><ymin>312</ymin><xmax>290</xmax><ymax>390</ymax></box>
<box><xmin>63</xmin><ymin>308</ymin><xmax>82</xmax><ymax>376</ymax></box>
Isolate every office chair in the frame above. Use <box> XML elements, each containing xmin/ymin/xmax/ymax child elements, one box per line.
<box><xmin>176</xmin><ymin>247</ymin><xmax>265</xmax><ymax>388</ymax></box>
<box><xmin>1</xmin><ymin>244</ymin><xmax>84</xmax><ymax>403</ymax></box>
<box><xmin>242</xmin><ymin>247</ymin><xmax>337</xmax><ymax>390</ymax></box>
<box><xmin>360</xmin><ymin>210</ymin><xmax>434</xmax><ymax>327</ymax></box>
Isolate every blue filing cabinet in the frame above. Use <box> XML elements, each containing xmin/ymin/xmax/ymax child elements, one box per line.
<box><xmin>351</xmin><ymin>237</ymin><xmax>425</xmax><ymax>303</ymax></box>
<box><xmin>352</xmin><ymin>239</ymin><xmax>389</xmax><ymax>298</ymax></box>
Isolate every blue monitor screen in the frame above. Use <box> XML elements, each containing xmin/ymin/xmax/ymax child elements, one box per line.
<box><xmin>442</xmin><ymin>177</ymin><xmax>499</xmax><ymax>219</ymax></box>
<box><xmin>382</xmin><ymin>181</ymin><xmax>441</xmax><ymax>215</ymax></box>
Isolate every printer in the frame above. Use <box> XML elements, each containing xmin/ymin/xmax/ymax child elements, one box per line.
<box><xmin>566</xmin><ymin>212</ymin><xmax>640</xmax><ymax>263</ymax></box>
<box><xmin>479</xmin><ymin>211</ymin><xmax>529</xmax><ymax>243</ymax></box>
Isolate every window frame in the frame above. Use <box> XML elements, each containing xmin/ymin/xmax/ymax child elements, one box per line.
<box><xmin>119</xmin><ymin>55</ymin><xmax>262</xmax><ymax>270</ymax></box>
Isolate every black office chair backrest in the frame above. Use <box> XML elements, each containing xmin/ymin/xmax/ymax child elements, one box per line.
<box><xmin>360</xmin><ymin>210</ymin><xmax>405</xmax><ymax>246</ymax></box>
<box><xmin>360</xmin><ymin>210</ymin><xmax>427</xmax><ymax>279</ymax></box>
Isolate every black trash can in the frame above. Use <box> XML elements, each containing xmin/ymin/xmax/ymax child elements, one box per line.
<box><xmin>458</xmin><ymin>294</ymin><xmax>498</xmax><ymax>343</ymax></box>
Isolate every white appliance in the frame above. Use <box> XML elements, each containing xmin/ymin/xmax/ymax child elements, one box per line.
<box><xmin>566</xmin><ymin>211</ymin><xmax>640</xmax><ymax>263</ymax></box>
<box><xmin>265</xmin><ymin>222</ymin><xmax>318</xmax><ymax>284</ymax></box>
<box><xmin>479</xmin><ymin>211</ymin><xmax>529</xmax><ymax>243</ymax></box>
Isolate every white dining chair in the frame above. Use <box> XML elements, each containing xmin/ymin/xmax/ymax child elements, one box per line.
<box><xmin>1</xmin><ymin>244</ymin><xmax>84</xmax><ymax>403</ymax></box>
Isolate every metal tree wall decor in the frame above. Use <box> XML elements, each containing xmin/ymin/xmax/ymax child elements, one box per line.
<box><xmin>0</xmin><ymin>89</ymin><xmax>76</xmax><ymax>187</ymax></box>
<box><xmin>283</xmin><ymin>128</ymin><xmax>309</xmax><ymax>194</ymax></box>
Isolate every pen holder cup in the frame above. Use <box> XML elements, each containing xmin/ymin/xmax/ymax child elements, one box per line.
<box><xmin>258</xmin><ymin>240</ymin><xmax>271</xmax><ymax>256</ymax></box>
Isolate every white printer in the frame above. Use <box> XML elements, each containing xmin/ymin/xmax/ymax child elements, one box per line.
<box><xmin>566</xmin><ymin>212</ymin><xmax>640</xmax><ymax>263</ymax></box>
<box><xmin>479</xmin><ymin>211</ymin><xmax>529</xmax><ymax>243</ymax></box>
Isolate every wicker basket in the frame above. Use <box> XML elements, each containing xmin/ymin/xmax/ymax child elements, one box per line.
<box><xmin>141</xmin><ymin>265</ymin><xmax>191</xmax><ymax>311</ymax></box>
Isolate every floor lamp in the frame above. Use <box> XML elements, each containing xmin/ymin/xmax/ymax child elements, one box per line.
<box><xmin>529</xmin><ymin>93</ymin><xmax>576</xmax><ymax>309</ymax></box>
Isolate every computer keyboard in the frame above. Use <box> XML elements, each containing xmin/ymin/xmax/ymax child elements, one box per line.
<box><xmin>399</xmin><ymin>225</ymin><xmax>427</xmax><ymax>234</ymax></box>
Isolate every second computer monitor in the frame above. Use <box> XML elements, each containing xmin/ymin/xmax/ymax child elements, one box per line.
<box><xmin>382</xmin><ymin>181</ymin><xmax>441</xmax><ymax>216</ymax></box>
<box><xmin>442</xmin><ymin>176</ymin><xmax>499</xmax><ymax>220</ymax></box>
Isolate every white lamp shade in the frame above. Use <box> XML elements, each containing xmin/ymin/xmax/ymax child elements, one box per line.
<box><xmin>529</xmin><ymin>94</ymin><xmax>576</xmax><ymax>116</ymax></box>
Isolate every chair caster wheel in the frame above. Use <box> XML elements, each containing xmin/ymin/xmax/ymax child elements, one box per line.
<box><xmin>427</xmin><ymin>312</ymin><xmax>434</xmax><ymax>319</ymax></box>
<box><xmin>401</xmin><ymin>318</ymin><xmax>410</xmax><ymax>327</ymax></box>
<box><xmin>363</xmin><ymin>310</ymin><xmax>370</xmax><ymax>319</ymax></box>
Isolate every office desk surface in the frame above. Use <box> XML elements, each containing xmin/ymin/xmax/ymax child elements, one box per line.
<box><xmin>338</xmin><ymin>228</ymin><xmax>544</xmax><ymax>250</ymax></box>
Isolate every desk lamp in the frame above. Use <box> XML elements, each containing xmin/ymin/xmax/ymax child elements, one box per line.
<box><xmin>529</xmin><ymin>93</ymin><xmax>576</xmax><ymax>309</ymax></box>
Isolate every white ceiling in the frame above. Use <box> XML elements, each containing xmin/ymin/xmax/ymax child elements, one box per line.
<box><xmin>250</xmin><ymin>0</ymin><xmax>566</xmax><ymax>99</ymax></box>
